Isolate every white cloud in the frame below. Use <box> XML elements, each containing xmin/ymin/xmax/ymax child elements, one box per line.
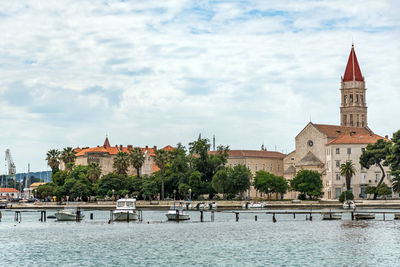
<box><xmin>0</xmin><ymin>0</ymin><xmax>398</xmax><ymax>172</ymax></box>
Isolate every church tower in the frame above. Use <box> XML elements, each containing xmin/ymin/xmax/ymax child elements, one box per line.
<box><xmin>340</xmin><ymin>44</ymin><xmax>367</xmax><ymax>127</ymax></box>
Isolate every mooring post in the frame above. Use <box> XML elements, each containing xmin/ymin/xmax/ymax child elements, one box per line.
<box><xmin>200</xmin><ymin>210</ymin><xmax>204</xmax><ymax>222</ymax></box>
<box><xmin>351</xmin><ymin>211</ymin><xmax>354</xmax><ymax>221</ymax></box>
<box><xmin>383</xmin><ymin>212</ymin><xmax>385</xmax><ymax>221</ymax></box>
<box><xmin>15</xmin><ymin>211</ymin><xmax>21</xmax><ymax>223</ymax></box>
<box><xmin>309</xmin><ymin>213</ymin><xmax>312</xmax><ymax>221</ymax></box>
<box><xmin>272</xmin><ymin>213</ymin><xmax>276</xmax><ymax>223</ymax></box>
<box><xmin>109</xmin><ymin>210</ymin><xmax>113</xmax><ymax>224</ymax></box>
<box><xmin>211</xmin><ymin>210</ymin><xmax>214</xmax><ymax>222</ymax></box>
<box><xmin>90</xmin><ymin>213</ymin><xmax>93</xmax><ymax>220</ymax></box>
<box><xmin>140</xmin><ymin>210</ymin><xmax>143</xmax><ymax>222</ymax></box>
<box><xmin>127</xmin><ymin>211</ymin><xmax>130</xmax><ymax>223</ymax></box>
<box><xmin>293</xmin><ymin>213</ymin><xmax>295</xmax><ymax>219</ymax></box>
<box><xmin>255</xmin><ymin>215</ymin><xmax>257</xmax><ymax>221</ymax></box>
<box><xmin>176</xmin><ymin>209</ymin><xmax>179</xmax><ymax>222</ymax></box>
<box><xmin>235</xmin><ymin>212</ymin><xmax>239</xmax><ymax>222</ymax></box>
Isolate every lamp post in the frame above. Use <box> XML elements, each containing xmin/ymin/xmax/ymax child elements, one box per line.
<box><xmin>268</xmin><ymin>188</ymin><xmax>271</xmax><ymax>201</ymax></box>
<box><xmin>173</xmin><ymin>189</ymin><xmax>176</xmax><ymax>209</ymax></box>
<box><xmin>188</xmin><ymin>188</ymin><xmax>192</xmax><ymax>204</ymax></box>
<box><xmin>112</xmin><ymin>189</ymin><xmax>115</xmax><ymax>203</ymax></box>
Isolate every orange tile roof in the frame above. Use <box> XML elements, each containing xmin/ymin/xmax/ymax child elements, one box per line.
<box><xmin>0</xmin><ymin>188</ymin><xmax>20</xmax><ymax>193</ymax></box>
<box><xmin>327</xmin><ymin>133</ymin><xmax>388</xmax><ymax>145</ymax></box>
<box><xmin>209</xmin><ymin>150</ymin><xmax>286</xmax><ymax>159</ymax></box>
<box><xmin>343</xmin><ymin>44</ymin><xmax>364</xmax><ymax>82</ymax></box>
<box><xmin>312</xmin><ymin>123</ymin><xmax>372</xmax><ymax>139</ymax></box>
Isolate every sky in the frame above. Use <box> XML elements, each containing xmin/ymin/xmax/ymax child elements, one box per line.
<box><xmin>0</xmin><ymin>0</ymin><xmax>399</xmax><ymax>173</ymax></box>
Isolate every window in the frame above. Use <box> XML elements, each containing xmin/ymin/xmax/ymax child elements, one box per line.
<box><xmin>255</xmin><ymin>164</ymin><xmax>258</xmax><ymax>171</ymax></box>
<box><xmin>375</xmin><ymin>173</ymin><xmax>379</xmax><ymax>180</ymax></box>
<box><xmin>336</xmin><ymin>160</ymin><xmax>340</xmax><ymax>168</ymax></box>
<box><xmin>270</xmin><ymin>164</ymin><xmax>272</xmax><ymax>171</ymax></box>
<box><xmin>361</xmin><ymin>173</ymin><xmax>366</xmax><ymax>184</ymax></box>
<box><xmin>248</xmin><ymin>164</ymin><xmax>250</xmax><ymax>170</ymax></box>
<box><xmin>278</xmin><ymin>165</ymin><xmax>280</xmax><ymax>171</ymax></box>
<box><xmin>350</xmin><ymin>94</ymin><xmax>353</xmax><ymax>103</ymax></box>
<box><xmin>336</xmin><ymin>173</ymin><xmax>340</xmax><ymax>181</ymax></box>
<box><xmin>335</xmin><ymin>188</ymin><xmax>342</xmax><ymax>199</ymax></box>
<box><xmin>262</xmin><ymin>164</ymin><xmax>265</xmax><ymax>171</ymax></box>
<box><xmin>361</xmin><ymin>148</ymin><xmax>365</xmax><ymax>153</ymax></box>
<box><xmin>336</xmin><ymin>148</ymin><xmax>340</xmax><ymax>154</ymax></box>
<box><xmin>347</xmin><ymin>148</ymin><xmax>351</xmax><ymax>155</ymax></box>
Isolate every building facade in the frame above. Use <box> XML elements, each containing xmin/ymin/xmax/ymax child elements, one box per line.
<box><xmin>284</xmin><ymin>45</ymin><xmax>392</xmax><ymax>200</ymax></box>
<box><xmin>213</xmin><ymin>150</ymin><xmax>285</xmax><ymax>199</ymax></box>
<box><xmin>68</xmin><ymin>137</ymin><xmax>174</xmax><ymax>176</ymax></box>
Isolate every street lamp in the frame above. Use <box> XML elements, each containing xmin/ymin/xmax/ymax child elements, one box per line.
<box><xmin>188</xmin><ymin>188</ymin><xmax>192</xmax><ymax>203</ymax></box>
<box><xmin>268</xmin><ymin>188</ymin><xmax>271</xmax><ymax>201</ymax></box>
<box><xmin>173</xmin><ymin>189</ymin><xmax>176</xmax><ymax>209</ymax></box>
<box><xmin>112</xmin><ymin>189</ymin><xmax>115</xmax><ymax>203</ymax></box>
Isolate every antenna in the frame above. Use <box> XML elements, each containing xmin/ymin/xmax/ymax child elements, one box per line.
<box><xmin>213</xmin><ymin>135</ymin><xmax>216</xmax><ymax>151</ymax></box>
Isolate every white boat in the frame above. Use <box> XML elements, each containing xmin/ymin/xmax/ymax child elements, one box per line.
<box><xmin>189</xmin><ymin>202</ymin><xmax>217</xmax><ymax>210</ymax></box>
<box><xmin>166</xmin><ymin>206</ymin><xmax>190</xmax><ymax>221</ymax></box>
<box><xmin>55</xmin><ymin>207</ymin><xmax>84</xmax><ymax>221</ymax></box>
<box><xmin>343</xmin><ymin>200</ymin><xmax>356</xmax><ymax>210</ymax></box>
<box><xmin>113</xmin><ymin>199</ymin><xmax>139</xmax><ymax>221</ymax></box>
<box><xmin>242</xmin><ymin>202</ymin><xmax>267</xmax><ymax>209</ymax></box>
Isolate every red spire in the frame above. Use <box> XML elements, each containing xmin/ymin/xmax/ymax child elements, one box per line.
<box><xmin>103</xmin><ymin>136</ymin><xmax>111</xmax><ymax>148</ymax></box>
<box><xmin>343</xmin><ymin>44</ymin><xmax>363</xmax><ymax>82</ymax></box>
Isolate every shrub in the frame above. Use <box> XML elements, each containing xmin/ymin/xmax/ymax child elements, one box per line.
<box><xmin>339</xmin><ymin>191</ymin><xmax>354</xmax><ymax>203</ymax></box>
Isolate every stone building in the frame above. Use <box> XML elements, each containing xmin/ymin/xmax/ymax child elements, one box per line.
<box><xmin>210</xmin><ymin>150</ymin><xmax>285</xmax><ymax>199</ymax></box>
<box><xmin>284</xmin><ymin>45</ymin><xmax>392</xmax><ymax>200</ymax></box>
<box><xmin>69</xmin><ymin>137</ymin><xmax>174</xmax><ymax>176</ymax></box>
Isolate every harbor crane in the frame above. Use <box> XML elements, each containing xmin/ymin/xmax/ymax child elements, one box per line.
<box><xmin>5</xmin><ymin>149</ymin><xmax>16</xmax><ymax>188</ymax></box>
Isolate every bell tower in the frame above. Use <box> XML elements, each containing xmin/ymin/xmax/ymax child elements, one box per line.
<box><xmin>340</xmin><ymin>44</ymin><xmax>367</xmax><ymax>127</ymax></box>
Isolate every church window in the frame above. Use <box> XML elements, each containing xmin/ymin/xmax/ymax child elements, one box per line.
<box><xmin>350</xmin><ymin>114</ymin><xmax>353</xmax><ymax>126</ymax></box>
<box><xmin>336</xmin><ymin>160</ymin><xmax>340</xmax><ymax>167</ymax></box>
<box><xmin>263</xmin><ymin>164</ymin><xmax>265</xmax><ymax>170</ymax></box>
<box><xmin>336</xmin><ymin>148</ymin><xmax>340</xmax><ymax>154</ymax></box>
<box><xmin>356</xmin><ymin>94</ymin><xmax>359</xmax><ymax>103</ymax></box>
<box><xmin>347</xmin><ymin>148</ymin><xmax>351</xmax><ymax>155</ymax></box>
<box><xmin>255</xmin><ymin>164</ymin><xmax>258</xmax><ymax>171</ymax></box>
<box><xmin>350</xmin><ymin>94</ymin><xmax>353</xmax><ymax>103</ymax></box>
<box><xmin>270</xmin><ymin>164</ymin><xmax>273</xmax><ymax>171</ymax></box>
<box><xmin>360</xmin><ymin>95</ymin><xmax>363</xmax><ymax>104</ymax></box>
<box><xmin>344</xmin><ymin>95</ymin><xmax>348</xmax><ymax>104</ymax></box>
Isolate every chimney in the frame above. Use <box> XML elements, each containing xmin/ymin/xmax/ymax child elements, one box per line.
<box><xmin>385</xmin><ymin>135</ymin><xmax>388</xmax><ymax>139</ymax></box>
<box><xmin>127</xmin><ymin>145</ymin><xmax>133</xmax><ymax>149</ymax></box>
<box><xmin>153</xmin><ymin>146</ymin><xmax>157</xmax><ymax>150</ymax></box>
<box><xmin>120</xmin><ymin>145</ymin><xmax>123</xmax><ymax>150</ymax></box>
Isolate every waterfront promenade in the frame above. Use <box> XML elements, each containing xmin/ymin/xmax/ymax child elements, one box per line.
<box><xmin>6</xmin><ymin>199</ymin><xmax>400</xmax><ymax>210</ymax></box>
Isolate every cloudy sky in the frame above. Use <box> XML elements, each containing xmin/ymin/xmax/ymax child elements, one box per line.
<box><xmin>0</xmin><ymin>0</ymin><xmax>399</xmax><ymax>172</ymax></box>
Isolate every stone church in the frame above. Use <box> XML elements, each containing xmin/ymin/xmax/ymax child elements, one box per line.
<box><xmin>284</xmin><ymin>45</ymin><xmax>392</xmax><ymax>200</ymax></box>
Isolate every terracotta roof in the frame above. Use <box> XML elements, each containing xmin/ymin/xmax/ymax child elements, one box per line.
<box><xmin>0</xmin><ymin>188</ymin><xmax>19</xmax><ymax>193</ymax></box>
<box><xmin>209</xmin><ymin>150</ymin><xmax>286</xmax><ymax>159</ymax></box>
<box><xmin>327</xmin><ymin>133</ymin><xmax>388</xmax><ymax>145</ymax></box>
<box><xmin>343</xmin><ymin>44</ymin><xmax>364</xmax><ymax>82</ymax></box>
<box><xmin>312</xmin><ymin>123</ymin><xmax>372</xmax><ymax>139</ymax></box>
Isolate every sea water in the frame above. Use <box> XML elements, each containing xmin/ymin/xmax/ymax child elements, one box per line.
<box><xmin>1</xmin><ymin>209</ymin><xmax>400</xmax><ymax>266</ymax></box>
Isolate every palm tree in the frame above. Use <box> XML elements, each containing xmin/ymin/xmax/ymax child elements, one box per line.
<box><xmin>129</xmin><ymin>147</ymin><xmax>145</xmax><ymax>178</ymax></box>
<box><xmin>152</xmin><ymin>149</ymin><xmax>170</xmax><ymax>200</ymax></box>
<box><xmin>61</xmin><ymin>147</ymin><xmax>76</xmax><ymax>173</ymax></box>
<box><xmin>113</xmin><ymin>152</ymin><xmax>130</xmax><ymax>175</ymax></box>
<box><xmin>46</xmin><ymin>149</ymin><xmax>60</xmax><ymax>172</ymax></box>
<box><xmin>392</xmin><ymin>176</ymin><xmax>400</xmax><ymax>193</ymax></box>
<box><xmin>340</xmin><ymin>161</ymin><xmax>356</xmax><ymax>191</ymax></box>
<box><xmin>87</xmin><ymin>162</ymin><xmax>102</xmax><ymax>183</ymax></box>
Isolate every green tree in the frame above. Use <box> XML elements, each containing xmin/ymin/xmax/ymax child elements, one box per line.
<box><xmin>35</xmin><ymin>183</ymin><xmax>55</xmax><ymax>199</ymax></box>
<box><xmin>51</xmin><ymin>170</ymin><xmax>69</xmax><ymax>186</ymax></box>
<box><xmin>97</xmin><ymin>172</ymin><xmax>134</xmax><ymax>198</ymax></box>
<box><xmin>69</xmin><ymin>181</ymin><xmax>91</xmax><ymax>200</ymax></box>
<box><xmin>61</xmin><ymin>147</ymin><xmax>76</xmax><ymax>173</ymax></box>
<box><xmin>360</xmin><ymin>139</ymin><xmax>392</xmax><ymax>199</ymax></box>
<box><xmin>254</xmin><ymin>170</ymin><xmax>288</xmax><ymax>200</ymax></box>
<box><xmin>188</xmin><ymin>171</ymin><xmax>202</xmax><ymax>198</ymax></box>
<box><xmin>388</xmin><ymin>130</ymin><xmax>400</xmax><ymax>181</ymax></box>
<box><xmin>87</xmin><ymin>162</ymin><xmax>102</xmax><ymax>183</ymax></box>
<box><xmin>153</xmin><ymin>149</ymin><xmax>170</xmax><ymax>200</ymax></box>
<box><xmin>211</xmin><ymin>168</ymin><xmax>230</xmax><ymax>196</ymax></box>
<box><xmin>365</xmin><ymin>186</ymin><xmax>376</xmax><ymax>199</ymax></box>
<box><xmin>229</xmin><ymin>164</ymin><xmax>252</xmax><ymax>196</ymax></box>
<box><xmin>339</xmin><ymin>190</ymin><xmax>354</xmax><ymax>203</ymax></box>
<box><xmin>377</xmin><ymin>183</ymin><xmax>391</xmax><ymax>198</ymax></box>
<box><xmin>339</xmin><ymin>161</ymin><xmax>356</xmax><ymax>191</ymax></box>
<box><xmin>129</xmin><ymin>147</ymin><xmax>145</xmax><ymax>178</ymax></box>
<box><xmin>113</xmin><ymin>152</ymin><xmax>130</xmax><ymax>175</ymax></box>
<box><xmin>178</xmin><ymin>183</ymin><xmax>191</xmax><ymax>199</ymax></box>
<box><xmin>46</xmin><ymin>149</ymin><xmax>61</xmax><ymax>173</ymax></box>
<box><xmin>290</xmin><ymin>170</ymin><xmax>323</xmax><ymax>200</ymax></box>
<box><xmin>142</xmin><ymin>174</ymin><xmax>160</xmax><ymax>200</ymax></box>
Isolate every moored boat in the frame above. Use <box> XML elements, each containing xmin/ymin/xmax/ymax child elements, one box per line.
<box><xmin>322</xmin><ymin>213</ymin><xmax>342</xmax><ymax>220</ymax></box>
<box><xmin>166</xmin><ymin>206</ymin><xmax>190</xmax><ymax>221</ymax></box>
<box><xmin>113</xmin><ymin>199</ymin><xmax>139</xmax><ymax>221</ymax></box>
<box><xmin>355</xmin><ymin>213</ymin><xmax>375</xmax><ymax>220</ymax></box>
<box><xmin>343</xmin><ymin>200</ymin><xmax>356</xmax><ymax>210</ymax></box>
<box><xmin>55</xmin><ymin>207</ymin><xmax>84</xmax><ymax>221</ymax></box>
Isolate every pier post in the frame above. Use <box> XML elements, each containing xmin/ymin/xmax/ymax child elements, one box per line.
<box><xmin>255</xmin><ymin>215</ymin><xmax>257</xmax><ymax>221</ymax></box>
<box><xmin>127</xmin><ymin>211</ymin><xmax>130</xmax><ymax>223</ymax></box>
<box><xmin>14</xmin><ymin>211</ymin><xmax>21</xmax><ymax>223</ymax></box>
<box><xmin>235</xmin><ymin>212</ymin><xmax>239</xmax><ymax>222</ymax></box>
<box><xmin>176</xmin><ymin>210</ymin><xmax>179</xmax><ymax>222</ymax></box>
<box><xmin>309</xmin><ymin>213</ymin><xmax>312</xmax><ymax>221</ymax></box>
<box><xmin>293</xmin><ymin>213</ymin><xmax>295</xmax><ymax>219</ymax></box>
<box><xmin>383</xmin><ymin>213</ymin><xmax>385</xmax><ymax>221</ymax></box>
<box><xmin>140</xmin><ymin>210</ymin><xmax>143</xmax><ymax>222</ymax></box>
<box><xmin>200</xmin><ymin>211</ymin><xmax>204</xmax><ymax>222</ymax></box>
<box><xmin>109</xmin><ymin>210</ymin><xmax>113</xmax><ymax>224</ymax></box>
<box><xmin>211</xmin><ymin>211</ymin><xmax>214</xmax><ymax>222</ymax></box>
<box><xmin>272</xmin><ymin>213</ymin><xmax>276</xmax><ymax>223</ymax></box>
<box><xmin>90</xmin><ymin>213</ymin><xmax>93</xmax><ymax>220</ymax></box>
<box><xmin>351</xmin><ymin>212</ymin><xmax>354</xmax><ymax>221</ymax></box>
<box><xmin>40</xmin><ymin>211</ymin><xmax>46</xmax><ymax>222</ymax></box>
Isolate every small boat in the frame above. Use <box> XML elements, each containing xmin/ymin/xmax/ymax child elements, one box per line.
<box><xmin>190</xmin><ymin>202</ymin><xmax>217</xmax><ymax>210</ymax></box>
<box><xmin>166</xmin><ymin>206</ymin><xmax>190</xmax><ymax>221</ymax></box>
<box><xmin>246</xmin><ymin>202</ymin><xmax>267</xmax><ymax>209</ymax></box>
<box><xmin>355</xmin><ymin>213</ymin><xmax>375</xmax><ymax>220</ymax></box>
<box><xmin>113</xmin><ymin>199</ymin><xmax>139</xmax><ymax>221</ymax></box>
<box><xmin>322</xmin><ymin>213</ymin><xmax>342</xmax><ymax>220</ymax></box>
<box><xmin>343</xmin><ymin>200</ymin><xmax>356</xmax><ymax>210</ymax></box>
<box><xmin>55</xmin><ymin>207</ymin><xmax>84</xmax><ymax>221</ymax></box>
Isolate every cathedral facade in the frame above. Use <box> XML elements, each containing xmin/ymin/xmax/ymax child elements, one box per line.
<box><xmin>284</xmin><ymin>45</ymin><xmax>392</xmax><ymax>200</ymax></box>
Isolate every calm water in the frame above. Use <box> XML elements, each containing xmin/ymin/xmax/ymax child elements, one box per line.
<box><xmin>1</xmin><ymin>208</ymin><xmax>400</xmax><ymax>266</ymax></box>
